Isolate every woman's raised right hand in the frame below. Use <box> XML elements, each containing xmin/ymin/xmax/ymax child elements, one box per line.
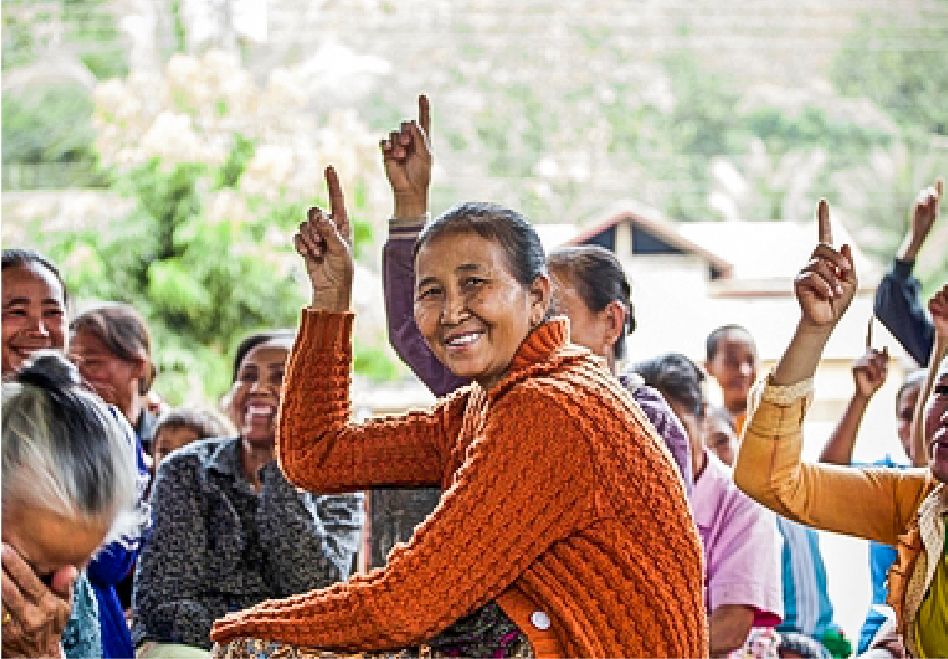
<box><xmin>382</xmin><ymin>94</ymin><xmax>432</xmax><ymax>219</ymax></box>
<box><xmin>294</xmin><ymin>166</ymin><xmax>354</xmax><ymax>312</ymax></box>
<box><xmin>793</xmin><ymin>199</ymin><xmax>858</xmax><ymax>330</ymax></box>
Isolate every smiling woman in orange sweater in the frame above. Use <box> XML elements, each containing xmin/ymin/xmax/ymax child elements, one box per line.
<box><xmin>210</xmin><ymin>167</ymin><xmax>706</xmax><ymax>658</ymax></box>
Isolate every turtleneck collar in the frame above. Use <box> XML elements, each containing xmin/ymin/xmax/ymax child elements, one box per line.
<box><xmin>503</xmin><ymin>316</ymin><xmax>575</xmax><ymax>378</ymax></box>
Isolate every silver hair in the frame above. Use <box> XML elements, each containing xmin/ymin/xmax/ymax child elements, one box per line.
<box><xmin>1</xmin><ymin>352</ymin><xmax>139</xmax><ymax>545</ymax></box>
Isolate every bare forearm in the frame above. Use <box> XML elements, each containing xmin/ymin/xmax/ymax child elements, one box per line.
<box><xmin>820</xmin><ymin>393</ymin><xmax>870</xmax><ymax>465</ymax></box>
<box><xmin>896</xmin><ymin>233</ymin><xmax>924</xmax><ymax>262</ymax></box>
<box><xmin>708</xmin><ymin>604</ymin><xmax>754</xmax><ymax>657</ymax></box>
<box><xmin>772</xmin><ymin>321</ymin><xmax>834</xmax><ymax>386</ymax></box>
<box><xmin>393</xmin><ymin>194</ymin><xmax>429</xmax><ymax>225</ymax></box>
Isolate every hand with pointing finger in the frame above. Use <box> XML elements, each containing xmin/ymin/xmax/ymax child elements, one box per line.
<box><xmin>382</xmin><ymin>94</ymin><xmax>432</xmax><ymax>220</ymax></box>
<box><xmin>852</xmin><ymin>347</ymin><xmax>889</xmax><ymax>400</ymax></box>
<box><xmin>899</xmin><ymin>178</ymin><xmax>942</xmax><ymax>262</ymax></box>
<box><xmin>794</xmin><ymin>199</ymin><xmax>858</xmax><ymax>329</ymax></box>
<box><xmin>295</xmin><ymin>167</ymin><xmax>354</xmax><ymax>313</ymax></box>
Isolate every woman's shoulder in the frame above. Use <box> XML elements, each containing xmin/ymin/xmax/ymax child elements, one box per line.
<box><xmin>156</xmin><ymin>436</ymin><xmax>241</xmax><ymax>480</ymax></box>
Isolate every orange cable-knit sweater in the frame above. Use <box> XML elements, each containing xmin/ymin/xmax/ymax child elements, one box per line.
<box><xmin>211</xmin><ymin>311</ymin><xmax>707</xmax><ymax>658</ymax></box>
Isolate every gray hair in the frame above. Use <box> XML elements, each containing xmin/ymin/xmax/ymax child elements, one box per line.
<box><xmin>1</xmin><ymin>351</ymin><xmax>139</xmax><ymax>544</ymax></box>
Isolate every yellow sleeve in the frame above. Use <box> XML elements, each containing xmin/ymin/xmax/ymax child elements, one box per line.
<box><xmin>734</xmin><ymin>375</ymin><xmax>929</xmax><ymax>547</ymax></box>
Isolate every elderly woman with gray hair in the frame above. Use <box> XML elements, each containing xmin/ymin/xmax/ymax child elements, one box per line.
<box><xmin>1</xmin><ymin>352</ymin><xmax>140</xmax><ymax>658</ymax></box>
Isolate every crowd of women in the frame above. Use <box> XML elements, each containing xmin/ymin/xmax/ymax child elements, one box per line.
<box><xmin>2</xmin><ymin>94</ymin><xmax>946</xmax><ymax>659</ymax></box>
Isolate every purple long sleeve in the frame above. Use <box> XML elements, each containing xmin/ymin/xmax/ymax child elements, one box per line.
<box><xmin>382</xmin><ymin>228</ymin><xmax>693</xmax><ymax>497</ymax></box>
<box><xmin>383</xmin><ymin>227</ymin><xmax>467</xmax><ymax>397</ymax></box>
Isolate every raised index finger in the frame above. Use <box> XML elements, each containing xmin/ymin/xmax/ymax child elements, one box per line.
<box><xmin>325</xmin><ymin>166</ymin><xmax>349</xmax><ymax>236</ymax></box>
<box><xmin>418</xmin><ymin>94</ymin><xmax>431</xmax><ymax>138</ymax></box>
<box><xmin>866</xmin><ymin>317</ymin><xmax>873</xmax><ymax>349</ymax></box>
<box><xmin>817</xmin><ymin>198</ymin><xmax>832</xmax><ymax>246</ymax></box>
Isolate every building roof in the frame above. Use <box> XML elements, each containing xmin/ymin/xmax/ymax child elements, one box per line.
<box><xmin>551</xmin><ymin>201</ymin><xmax>878</xmax><ymax>289</ymax></box>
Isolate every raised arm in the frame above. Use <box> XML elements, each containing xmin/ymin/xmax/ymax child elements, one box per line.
<box><xmin>873</xmin><ymin>180</ymin><xmax>941</xmax><ymax>365</ymax></box>
<box><xmin>382</xmin><ymin>95</ymin><xmax>468</xmax><ymax>397</ymax></box>
<box><xmin>910</xmin><ymin>285</ymin><xmax>948</xmax><ymax>467</ymax></box>
<box><xmin>212</xmin><ymin>388</ymin><xmax>597</xmax><ymax>650</ymax></box>
<box><xmin>818</xmin><ymin>335</ymin><xmax>888</xmax><ymax>465</ymax></box>
<box><xmin>281</xmin><ymin>167</ymin><xmax>466</xmax><ymax>492</ymax></box>
<box><xmin>734</xmin><ymin>200</ymin><xmax>929</xmax><ymax>546</ymax></box>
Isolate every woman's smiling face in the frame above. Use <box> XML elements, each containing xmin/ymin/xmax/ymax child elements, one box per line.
<box><xmin>413</xmin><ymin>231</ymin><xmax>548</xmax><ymax>390</ymax></box>
<box><xmin>226</xmin><ymin>341</ymin><xmax>290</xmax><ymax>446</ymax></box>
<box><xmin>1</xmin><ymin>264</ymin><xmax>66</xmax><ymax>377</ymax></box>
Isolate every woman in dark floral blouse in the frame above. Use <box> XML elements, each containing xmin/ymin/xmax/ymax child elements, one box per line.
<box><xmin>133</xmin><ymin>331</ymin><xmax>364</xmax><ymax>658</ymax></box>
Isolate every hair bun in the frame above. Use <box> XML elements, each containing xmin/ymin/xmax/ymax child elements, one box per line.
<box><xmin>17</xmin><ymin>351</ymin><xmax>81</xmax><ymax>390</ymax></box>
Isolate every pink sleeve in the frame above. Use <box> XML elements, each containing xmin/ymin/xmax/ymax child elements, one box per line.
<box><xmin>706</xmin><ymin>489</ymin><xmax>784</xmax><ymax>626</ymax></box>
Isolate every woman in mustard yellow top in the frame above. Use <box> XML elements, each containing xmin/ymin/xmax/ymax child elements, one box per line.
<box><xmin>733</xmin><ymin>198</ymin><xmax>948</xmax><ymax>658</ymax></box>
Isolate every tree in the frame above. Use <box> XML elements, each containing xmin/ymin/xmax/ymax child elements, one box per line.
<box><xmin>21</xmin><ymin>50</ymin><xmax>398</xmax><ymax>405</ymax></box>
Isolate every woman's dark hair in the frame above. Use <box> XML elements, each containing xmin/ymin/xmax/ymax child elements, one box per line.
<box><xmin>155</xmin><ymin>407</ymin><xmax>234</xmax><ymax>441</ymax></box>
<box><xmin>1</xmin><ymin>248</ymin><xmax>68</xmax><ymax>302</ymax></box>
<box><xmin>705</xmin><ymin>324</ymin><xmax>753</xmax><ymax>362</ymax></box>
<box><xmin>413</xmin><ymin>202</ymin><xmax>548</xmax><ymax>287</ymax></box>
<box><xmin>547</xmin><ymin>245</ymin><xmax>636</xmax><ymax>360</ymax></box>
<box><xmin>2</xmin><ymin>350</ymin><xmax>137</xmax><ymax>528</ymax></box>
<box><xmin>70</xmin><ymin>303</ymin><xmax>155</xmax><ymax>395</ymax></box>
<box><xmin>633</xmin><ymin>353</ymin><xmax>707</xmax><ymax>418</ymax></box>
<box><xmin>232</xmin><ymin>330</ymin><xmax>295</xmax><ymax>382</ymax></box>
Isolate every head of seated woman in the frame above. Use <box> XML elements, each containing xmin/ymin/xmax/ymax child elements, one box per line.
<box><xmin>412</xmin><ymin>202</ymin><xmax>550</xmax><ymax>389</ymax></box>
<box><xmin>224</xmin><ymin>331</ymin><xmax>295</xmax><ymax>448</ymax></box>
<box><xmin>68</xmin><ymin>303</ymin><xmax>155</xmax><ymax>426</ymax></box>
<box><xmin>547</xmin><ymin>245</ymin><xmax>634</xmax><ymax>374</ymax></box>
<box><xmin>1</xmin><ymin>351</ymin><xmax>138</xmax><ymax>581</ymax></box>
<box><xmin>1</xmin><ymin>249</ymin><xmax>68</xmax><ymax>379</ymax></box>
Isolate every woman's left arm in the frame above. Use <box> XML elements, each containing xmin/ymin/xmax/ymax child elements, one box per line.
<box><xmin>212</xmin><ymin>388</ymin><xmax>597</xmax><ymax>650</ymax></box>
<box><xmin>256</xmin><ymin>462</ymin><xmax>364</xmax><ymax>595</ymax></box>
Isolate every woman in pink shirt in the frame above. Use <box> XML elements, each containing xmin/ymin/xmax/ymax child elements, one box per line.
<box><xmin>634</xmin><ymin>353</ymin><xmax>783</xmax><ymax>657</ymax></box>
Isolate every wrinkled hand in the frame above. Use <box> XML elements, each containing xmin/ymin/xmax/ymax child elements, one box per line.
<box><xmin>294</xmin><ymin>167</ymin><xmax>353</xmax><ymax>312</ymax></box>
<box><xmin>794</xmin><ymin>199</ymin><xmax>857</xmax><ymax>328</ymax></box>
<box><xmin>1</xmin><ymin>544</ymin><xmax>74</xmax><ymax>658</ymax></box>
<box><xmin>930</xmin><ymin>284</ymin><xmax>948</xmax><ymax>342</ymax></box>
<box><xmin>382</xmin><ymin>94</ymin><xmax>432</xmax><ymax>218</ymax></box>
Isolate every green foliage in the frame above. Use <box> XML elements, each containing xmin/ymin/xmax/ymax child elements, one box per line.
<box><xmin>2</xmin><ymin>0</ymin><xmax>127</xmax><ymax>78</ymax></box>
<box><xmin>26</xmin><ymin>137</ymin><xmax>390</xmax><ymax>405</ymax></box>
<box><xmin>832</xmin><ymin>16</ymin><xmax>948</xmax><ymax>136</ymax></box>
<box><xmin>1</xmin><ymin>85</ymin><xmax>107</xmax><ymax>189</ymax></box>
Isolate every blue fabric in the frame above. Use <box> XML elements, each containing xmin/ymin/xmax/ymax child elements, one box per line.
<box><xmin>87</xmin><ymin>409</ymin><xmax>151</xmax><ymax>658</ymax></box>
<box><xmin>775</xmin><ymin>516</ymin><xmax>840</xmax><ymax>639</ymax></box>
<box><xmin>62</xmin><ymin>572</ymin><xmax>101</xmax><ymax>659</ymax></box>
<box><xmin>873</xmin><ymin>259</ymin><xmax>934</xmax><ymax>367</ymax></box>
<box><xmin>856</xmin><ymin>455</ymin><xmax>908</xmax><ymax>653</ymax></box>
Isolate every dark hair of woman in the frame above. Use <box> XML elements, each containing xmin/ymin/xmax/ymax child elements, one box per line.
<box><xmin>69</xmin><ymin>304</ymin><xmax>155</xmax><ymax>395</ymax></box>
<box><xmin>547</xmin><ymin>245</ymin><xmax>636</xmax><ymax>360</ymax></box>
<box><xmin>1</xmin><ymin>248</ymin><xmax>68</xmax><ymax>302</ymax></box>
<box><xmin>414</xmin><ymin>201</ymin><xmax>548</xmax><ymax>288</ymax></box>
<box><xmin>231</xmin><ymin>330</ymin><xmax>295</xmax><ymax>382</ymax></box>
<box><xmin>633</xmin><ymin>353</ymin><xmax>707</xmax><ymax>419</ymax></box>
